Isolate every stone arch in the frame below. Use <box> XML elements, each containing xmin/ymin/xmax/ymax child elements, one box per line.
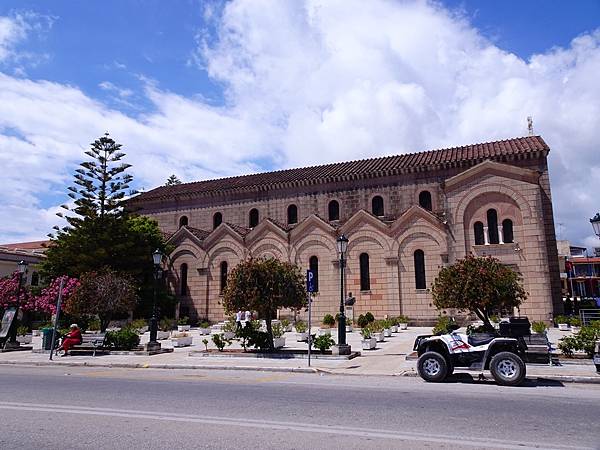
<box><xmin>392</xmin><ymin>221</ymin><xmax>445</xmax><ymax>256</ymax></box>
<box><xmin>291</xmin><ymin>235</ymin><xmax>336</xmax><ymax>264</ymax></box>
<box><xmin>250</xmin><ymin>239</ymin><xmax>287</xmax><ymax>260</ymax></box>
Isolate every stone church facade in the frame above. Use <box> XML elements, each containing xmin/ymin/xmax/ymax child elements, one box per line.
<box><xmin>130</xmin><ymin>136</ymin><xmax>562</xmax><ymax>324</ymax></box>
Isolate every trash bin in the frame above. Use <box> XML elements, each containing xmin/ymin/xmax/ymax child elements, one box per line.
<box><xmin>42</xmin><ymin>328</ymin><xmax>57</xmax><ymax>350</ymax></box>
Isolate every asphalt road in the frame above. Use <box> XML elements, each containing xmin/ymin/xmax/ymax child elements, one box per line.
<box><xmin>0</xmin><ymin>365</ymin><xmax>598</xmax><ymax>450</ymax></box>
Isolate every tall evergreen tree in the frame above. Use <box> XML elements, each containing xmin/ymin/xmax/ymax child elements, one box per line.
<box><xmin>165</xmin><ymin>174</ymin><xmax>182</xmax><ymax>186</ymax></box>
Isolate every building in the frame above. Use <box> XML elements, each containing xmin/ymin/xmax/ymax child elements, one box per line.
<box><xmin>0</xmin><ymin>241</ymin><xmax>48</xmax><ymax>286</ymax></box>
<box><xmin>129</xmin><ymin>136</ymin><xmax>562</xmax><ymax>324</ymax></box>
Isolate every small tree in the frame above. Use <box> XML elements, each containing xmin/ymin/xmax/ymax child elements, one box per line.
<box><xmin>431</xmin><ymin>255</ymin><xmax>527</xmax><ymax>331</ymax></box>
<box><xmin>222</xmin><ymin>258</ymin><xmax>307</xmax><ymax>350</ymax></box>
<box><xmin>65</xmin><ymin>268</ymin><xmax>138</xmax><ymax>332</ymax></box>
<box><xmin>165</xmin><ymin>174</ymin><xmax>182</xmax><ymax>186</ymax></box>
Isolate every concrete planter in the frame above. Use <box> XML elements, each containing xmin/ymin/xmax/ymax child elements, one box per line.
<box><xmin>198</xmin><ymin>327</ymin><xmax>211</xmax><ymax>335</ymax></box>
<box><xmin>571</xmin><ymin>326</ymin><xmax>581</xmax><ymax>334</ymax></box>
<box><xmin>156</xmin><ymin>331</ymin><xmax>170</xmax><ymax>340</ymax></box>
<box><xmin>32</xmin><ymin>330</ymin><xmax>41</xmax><ymax>337</ymax></box>
<box><xmin>558</xmin><ymin>323</ymin><xmax>570</xmax><ymax>331</ymax></box>
<box><xmin>296</xmin><ymin>332</ymin><xmax>308</xmax><ymax>342</ymax></box>
<box><xmin>391</xmin><ymin>325</ymin><xmax>398</xmax><ymax>333</ymax></box>
<box><xmin>361</xmin><ymin>338</ymin><xmax>377</xmax><ymax>350</ymax></box>
<box><xmin>383</xmin><ymin>328</ymin><xmax>392</xmax><ymax>337</ymax></box>
<box><xmin>17</xmin><ymin>334</ymin><xmax>32</xmax><ymax>344</ymax></box>
<box><xmin>273</xmin><ymin>337</ymin><xmax>285</xmax><ymax>349</ymax></box>
<box><xmin>374</xmin><ymin>332</ymin><xmax>385</xmax><ymax>342</ymax></box>
<box><xmin>171</xmin><ymin>336</ymin><xmax>193</xmax><ymax>347</ymax></box>
<box><xmin>177</xmin><ymin>325</ymin><xmax>191</xmax><ymax>332</ymax></box>
<box><xmin>345</xmin><ymin>325</ymin><xmax>353</xmax><ymax>332</ymax></box>
<box><xmin>319</xmin><ymin>328</ymin><xmax>332</xmax><ymax>336</ymax></box>
<box><xmin>399</xmin><ymin>323</ymin><xmax>408</xmax><ymax>330</ymax></box>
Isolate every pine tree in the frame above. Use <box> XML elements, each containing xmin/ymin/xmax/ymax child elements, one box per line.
<box><xmin>165</xmin><ymin>174</ymin><xmax>182</xmax><ymax>186</ymax></box>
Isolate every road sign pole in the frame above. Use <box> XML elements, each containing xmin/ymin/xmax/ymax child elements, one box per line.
<box><xmin>49</xmin><ymin>278</ymin><xmax>65</xmax><ymax>360</ymax></box>
<box><xmin>307</xmin><ymin>292</ymin><xmax>312</xmax><ymax>367</ymax></box>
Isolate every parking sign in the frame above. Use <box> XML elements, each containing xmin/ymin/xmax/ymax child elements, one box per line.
<box><xmin>306</xmin><ymin>269</ymin><xmax>316</xmax><ymax>293</ymax></box>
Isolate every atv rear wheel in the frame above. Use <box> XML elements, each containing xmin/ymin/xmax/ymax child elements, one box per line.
<box><xmin>417</xmin><ymin>351</ymin><xmax>448</xmax><ymax>382</ymax></box>
<box><xmin>490</xmin><ymin>352</ymin><xmax>526</xmax><ymax>386</ymax></box>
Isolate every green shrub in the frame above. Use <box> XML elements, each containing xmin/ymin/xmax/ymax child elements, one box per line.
<box><xmin>432</xmin><ymin>316</ymin><xmax>457</xmax><ymax>335</ymax></box>
<box><xmin>202</xmin><ymin>338</ymin><xmax>209</xmax><ymax>351</ymax></box>
<box><xmin>248</xmin><ymin>330</ymin><xmax>271</xmax><ymax>351</ymax></box>
<box><xmin>177</xmin><ymin>316</ymin><xmax>189</xmax><ymax>326</ymax></box>
<box><xmin>312</xmin><ymin>334</ymin><xmax>334</xmax><ymax>353</ymax></box>
<box><xmin>397</xmin><ymin>315</ymin><xmax>410</xmax><ymax>324</ymax></box>
<box><xmin>466</xmin><ymin>324</ymin><xmax>487</xmax><ymax>335</ymax></box>
<box><xmin>17</xmin><ymin>325</ymin><xmax>29</xmax><ymax>336</ymax></box>
<box><xmin>272</xmin><ymin>323</ymin><xmax>284</xmax><ymax>339</ymax></box>
<box><xmin>199</xmin><ymin>320</ymin><xmax>210</xmax><ymax>328</ymax></box>
<box><xmin>211</xmin><ymin>333</ymin><xmax>231</xmax><ymax>351</ymax></box>
<box><xmin>365</xmin><ymin>312</ymin><xmax>375</xmax><ymax>323</ymax></box>
<box><xmin>356</xmin><ymin>314</ymin><xmax>369</xmax><ymax>328</ymax></box>
<box><xmin>322</xmin><ymin>314</ymin><xmax>335</xmax><ymax>327</ymax></box>
<box><xmin>569</xmin><ymin>317</ymin><xmax>581</xmax><ymax>327</ymax></box>
<box><xmin>159</xmin><ymin>318</ymin><xmax>175</xmax><ymax>332</ymax></box>
<box><xmin>370</xmin><ymin>320</ymin><xmax>384</xmax><ymax>333</ymax></box>
<box><xmin>531</xmin><ymin>321</ymin><xmax>548</xmax><ymax>334</ymax></box>
<box><xmin>555</xmin><ymin>315</ymin><xmax>570</xmax><ymax>325</ymax></box>
<box><xmin>558</xmin><ymin>321</ymin><xmax>600</xmax><ymax>357</ymax></box>
<box><xmin>105</xmin><ymin>328</ymin><xmax>140</xmax><ymax>350</ymax></box>
<box><xmin>294</xmin><ymin>320</ymin><xmax>307</xmax><ymax>333</ymax></box>
<box><xmin>360</xmin><ymin>327</ymin><xmax>372</xmax><ymax>339</ymax></box>
<box><xmin>222</xmin><ymin>318</ymin><xmax>236</xmax><ymax>333</ymax></box>
<box><xmin>129</xmin><ymin>319</ymin><xmax>146</xmax><ymax>332</ymax></box>
<box><xmin>280</xmin><ymin>319</ymin><xmax>290</xmax><ymax>329</ymax></box>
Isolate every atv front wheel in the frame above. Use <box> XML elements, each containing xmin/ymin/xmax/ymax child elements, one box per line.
<box><xmin>417</xmin><ymin>351</ymin><xmax>448</xmax><ymax>382</ymax></box>
<box><xmin>490</xmin><ymin>352</ymin><xmax>526</xmax><ymax>386</ymax></box>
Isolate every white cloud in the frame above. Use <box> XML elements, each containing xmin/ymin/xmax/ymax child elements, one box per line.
<box><xmin>0</xmin><ymin>14</ymin><xmax>27</xmax><ymax>61</ymax></box>
<box><xmin>0</xmin><ymin>1</ymin><xmax>599</xmax><ymax>249</ymax></box>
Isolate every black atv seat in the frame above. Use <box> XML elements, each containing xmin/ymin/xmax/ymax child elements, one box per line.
<box><xmin>467</xmin><ymin>333</ymin><xmax>497</xmax><ymax>347</ymax></box>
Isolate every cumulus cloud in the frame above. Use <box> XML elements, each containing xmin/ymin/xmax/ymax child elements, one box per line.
<box><xmin>0</xmin><ymin>0</ymin><xmax>599</xmax><ymax>249</ymax></box>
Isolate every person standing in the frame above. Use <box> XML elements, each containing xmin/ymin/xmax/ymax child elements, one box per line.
<box><xmin>236</xmin><ymin>310</ymin><xmax>243</xmax><ymax>331</ymax></box>
<box><xmin>245</xmin><ymin>310</ymin><xmax>252</xmax><ymax>323</ymax></box>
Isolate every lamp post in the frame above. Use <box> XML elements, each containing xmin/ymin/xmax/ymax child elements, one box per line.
<box><xmin>334</xmin><ymin>235</ymin><xmax>351</xmax><ymax>355</ymax></box>
<box><xmin>5</xmin><ymin>260</ymin><xmax>28</xmax><ymax>349</ymax></box>
<box><xmin>147</xmin><ymin>249</ymin><xmax>162</xmax><ymax>352</ymax></box>
<box><xmin>591</xmin><ymin>213</ymin><xmax>600</xmax><ymax>238</ymax></box>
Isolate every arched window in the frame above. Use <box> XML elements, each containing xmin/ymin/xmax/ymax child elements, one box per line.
<box><xmin>287</xmin><ymin>204</ymin><xmax>298</xmax><ymax>225</ymax></box>
<box><xmin>30</xmin><ymin>271</ymin><xmax>39</xmax><ymax>287</ymax></box>
<box><xmin>359</xmin><ymin>253</ymin><xmax>370</xmax><ymax>291</ymax></box>
<box><xmin>487</xmin><ymin>209</ymin><xmax>499</xmax><ymax>244</ymax></box>
<box><xmin>180</xmin><ymin>263</ymin><xmax>188</xmax><ymax>296</ymax></box>
<box><xmin>328</xmin><ymin>200</ymin><xmax>340</xmax><ymax>221</ymax></box>
<box><xmin>414</xmin><ymin>250</ymin><xmax>426</xmax><ymax>289</ymax></box>
<box><xmin>502</xmin><ymin>219</ymin><xmax>514</xmax><ymax>244</ymax></box>
<box><xmin>213</xmin><ymin>212</ymin><xmax>222</xmax><ymax>229</ymax></box>
<box><xmin>309</xmin><ymin>256</ymin><xmax>319</xmax><ymax>292</ymax></box>
<box><xmin>418</xmin><ymin>191</ymin><xmax>432</xmax><ymax>211</ymax></box>
<box><xmin>474</xmin><ymin>221</ymin><xmax>485</xmax><ymax>245</ymax></box>
<box><xmin>249</xmin><ymin>208</ymin><xmax>259</xmax><ymax>228</ymax></box>
<box><xmin>179</xmin><ymin>216</ymin><xmax>188</xmax><ymax>228</ymax></box>
<box><xmin>220</xmin><ymin>261</ymin><xmax>228</xmax><ymax>293</ymax></box>
<box><xmin>372</xmin><ymin>196</ymin><xmax>384</xmax><ymax>217</ymax></box>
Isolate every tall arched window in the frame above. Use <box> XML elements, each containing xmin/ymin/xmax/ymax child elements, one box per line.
<box><xmin>328</xmin><ymin>200</ymin><xmax>340</xmax><ymax>221</ymax></box>
<box><xmin>30</xmin><ymin>271</ymin><xmax>40</xmax><ymax>287</ymax></box>
<box><xmin>474</xmin><ymin>221</ymin><xmax>485</xmax><ymax>245</ymax></box>
<box><xmin>487</xmin><ymin>209</ymin><xmax>499</xmax><ymax>244</ymax></box>
<box><xmin>220</xmin><ymin>261</ymin><xmax>228</xmax><ymax>293</ymax></box>
<box><xmin>418</xmin><ymin>191</ymin><xmax>432</xmax><ymax>211</ymax></box>
<box><xmin>180</xmin><ymin>263</ymin><xmax>188</xmax><ymax>296</ymax></box>
<box><xmin>502</xmin><ymin>219</ymin><xmax>514</xmax><ymax>244</ymax></box>
<box><xmin>179</xmin><ymin>216</ymin><xmax>188</xmax><ymax>228</ymax></box>
<box><xmin>414</xmin><ymin>250</ymin><xmax>426</xmax><ymax>289</ymax></box>
<box><xmin>309</xmin><ymin>256</ymin><xmax>319</xmax><ymax>292</ymax></box>
<box><xmin>213</xmin><ymin>212</ymin><xmax>222</xmax><ymax>229</ymax></box>
<box><xmin>287</xmin><ymin>204</ymin><xmax>298</xmax><ymax>225</ymax></box>
<box><xmin>372</xmin><ymin>196</ymin><xmax>384</xmax><ymax>216</ymax></box>
<box><xmin>359</xmin><ymin>253</ymin><xmax>370</xmax><ymax>291</ymax></box>
<box><xmin>249</xmin><ymin>208</ymin><xmax>259</xmax><ymax>228</ymax></box>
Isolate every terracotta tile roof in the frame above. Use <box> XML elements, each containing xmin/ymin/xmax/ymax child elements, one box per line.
<box><xmin>225</xmin><ymin>222</ymin><xmax>251</xmax><ymax>237</ymax></box>
<box><xmin>185</xmin><ymin>226</ymin><xmax>211</xmax><ymax>241</ymax></box>
<box><xmin>0</xmin><ymin>240</ymin><xmax>49</xmax><ymax>252</ymax></box>
<box><xmin>131</xmin><ymin>136</ymin><xmax>549</xmax><ymax>203</ymax></box>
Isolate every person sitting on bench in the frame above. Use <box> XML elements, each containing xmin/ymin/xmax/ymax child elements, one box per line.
<box><xmin>59</xmin><ymin>324</ymin><xmax>82</xmax><ymax>356</ymax></box>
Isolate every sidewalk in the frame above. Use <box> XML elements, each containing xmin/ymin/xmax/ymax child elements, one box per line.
<box><xmin>1</xmin><ymin>327</ymin><xmax>598</xmax><ymax>383</ymax></box>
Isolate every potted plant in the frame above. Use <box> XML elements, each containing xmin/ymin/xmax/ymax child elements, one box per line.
<box><xmin>312</xmin><ymin>334</ymin><xmax>335</xmax><ymax>354</ymax></box>
<box><xmin>389</xmin><ymin>317</ymin><xmax>399</xmax><ymax>333</ymax></box>
<box><xmin>319</xmin><ymin>314</ymin><xmax>335</xmax><ymax>336</ymax></box>
<box><xmin>16</xmin><ymin>326</ymin><xmax>32</xmax><ymax>344</ymax></box>
<box><xmin>360</xmin><ymin>327</ymin><xmax>377</xmax><ymax>350</ymax></box>
<box><xmin>129</xmin><ymin>319</ymin><xmax>147</xmax><ymax>334</ymax></box>
<box><xmin>295</xmin><ymin>320</ymin><xmax>308</xmax><ymax>342</ymax></box>
<box><xmin>171</xmin><ymin>331</ymin><xmax>193</xmax><ymax>347</ymax></box>
<box><xmin>222</xmin><ymin>319</ymin><xmax>236</xmax><ymax>340</ymax></box>
<box><xmin>281</xmin><ymin>319</ymin><xmax>292</xmax><ymax>332</ymax></box>
<box><xmin>382</xmin><ymin>319</ymin><xmax>392</xmax><ymax>337</ymax></box>
<box><xmin>397</xmin><ymin>315</ymin><xmax>409</xmax><ymax>330</ymax></box>
<box><xmin>555</xmin><ymin>315</ymin><xmax>570</xmax><ymax>331</ymax></box>
<box><xmin>272</xmin><ymin>323</ymin><xmax>286</xmax><ymax>349</ymax></box>
<box><xmin>177</xmin><ymin>316</ymin><xmax>191</xmax><ymax>332</ymax></box>
<box><xmin>345</xmin><ymin>318</ymin><xmax>353</xmax><ymax>333</ymax></box>
<box><xmin>570</xmin><ymin>317</ymin><xmax>582</xmax><ymax>334</ymax></box>
<box><xmin>157</xmin><ymin>318</ymin><xmax>173</xmax><ymax>340</ymax></box>
<box><xmin>531</xmin><ymin>321</ymin><xmax>548</xmax><ymax>335</ymax></box>
<box><xmin>371</xmin><ymin>321</ymin><xmax>385</xmax><ymax>342</ymax></box>
<box><xmin>198</xmin><ymin>320</ymin><xmax>211</xmax><ymax>335</ymax></box>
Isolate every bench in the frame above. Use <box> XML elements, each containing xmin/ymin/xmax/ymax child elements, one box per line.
<box><xmin>68</xmin><ymin>333</ymin><xmax>107</xmax><ymax>357</ymax></box>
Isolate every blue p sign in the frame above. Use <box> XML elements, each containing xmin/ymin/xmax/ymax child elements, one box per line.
<box><xmin>307</xmin><ymin>269</ymin><xmax>316</xmax><ymax>293</ymax></box>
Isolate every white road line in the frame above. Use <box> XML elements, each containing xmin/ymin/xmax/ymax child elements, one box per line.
<box><xmin>0</xmin><ymin>401</ymin><xmax>591</xmax><ymax>450</ymax></box>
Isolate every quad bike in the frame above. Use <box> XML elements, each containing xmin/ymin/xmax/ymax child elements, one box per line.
<box><xmin>414</xmin><ymin>317</ymin><xmax>531</xmax><ymax>386</ymax></box>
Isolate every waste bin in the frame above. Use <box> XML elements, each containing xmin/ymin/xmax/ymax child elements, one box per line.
<box><xmin>41</xmin><ymin>328</ymin><xmax>58</xmax><ymax>350</ymax></box>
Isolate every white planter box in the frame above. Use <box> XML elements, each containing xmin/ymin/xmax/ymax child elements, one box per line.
<box><xmin>319</xmin><ymin>328</ymin><xmax>332</xmax><ymax>336</ymax></box>
<box><xmin>374</xmin><ymin>332</ymin><xmax>385</xmax><ymax>342</ymax></box>
<box><xmin>171</xmin><ymin>336</ymin><xmax>193</xmax><ymax>347</ymax></box>
<box><xmin>361</xmin><ymin>338</ymin><xmax>377</xmax><ymax>350</ymax></box>
<box><xmin>223</xmin><ymin>331</ymin><xmax>236</xmax><ymax>340</ymax></box>
<box><xmin>558</xmin><ymin>323</ymin><xmax>570</xmax><ymax>331</ymax></box>
<box><xmin>296</xmin><ymin>332</ymin><xmax>308</xmax><ymax>342</ymax></box>
<box><xmin>391</xmin><ymin>325</ymin><xmax>398</xmax><ymax>333</ymax></box>
<box><xmin>156</xmin><ymin>331</ymin><xmax>170</xmax><ymax>340</ymax></box>
<box><xmin>177</xmin><ymin>325</ymin><xmax>191</xmax><ymax>332</ymax></box>
<box><xmin>284</xmin><ymin>324</ymin><xmax>293</xmax><ymax>332</ymax></box>
<box><xmin>137</xmin><ymin>326</ymin><xmax>149</xmax><ymax>334</ymax></box>
<box><xmin>17</xmin><ymin>335</ymin><xmax>32</xmax><ymax>344</ymax></box>
<box><xmin>198</xmin><ymin>327</ymin><xmax>211</xmax><ymax>335</ymax></box>
<box><xmin>32</xmin><ymin>330</ymin><xmax>41</xmax><ymax>337</ymax></box>
<box><xmin>273</xmin><ymin>337</ymin><xmax>285</xmax><ymax>349</ymax></box>
<box><xmin>345</xmin><ymin>325</ymin><xmax>353</xmax><ymax>332</ymax></box>
<box><xmin>571</xmin><ymin>326</ymin><xmax>581</xmax><ymax>334</ymax></box>
<box><xmin>399</xmin><ymin>323</ymin><xmax>408</xmax><ymax>330</ymax></box>
<box><xmin>383</xmin><ymin>328</ymin><xmax>391</xmax><ymax>337</ymax></box>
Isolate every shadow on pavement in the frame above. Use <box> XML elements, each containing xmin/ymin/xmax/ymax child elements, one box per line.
<box><xmin>443</xmin><ymin>373</ymin><xmax>565</xmax><ymax>388</ymax></box>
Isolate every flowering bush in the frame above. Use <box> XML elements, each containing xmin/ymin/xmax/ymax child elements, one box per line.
<box><xmin>31</xmin><ymin>276</ymin><xmax>80</xmax><ymax>314</ymax></box>
<box><xmin>0</xmin><ymin>272</ymin><xmax>30</xmax><ymax>310</ymax></box>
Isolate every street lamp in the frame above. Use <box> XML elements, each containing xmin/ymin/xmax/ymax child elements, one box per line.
<box><xmin>5</xmin><ymin>260</ymin><xmax>28</xmax><ymax>349</ymax></box>
<box><xmin>335</xmin><ymin>234</ymin><xmax>350</xmax><ymax>355</ymax></box>
<box><xmin>590</xmin><ymin>213</ymin><xmax>600</xmax><ymax>238</ymax></box>
<box><xmin>147</xmin><ymin>249</ymin><xmax>163</xmax><ymax>352</ymax></box>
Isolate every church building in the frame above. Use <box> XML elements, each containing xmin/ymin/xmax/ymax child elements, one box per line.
<box><xmin>129</xmin><ymin>135</ymin><xmax>562</xmax><ymax>324</ymax></box>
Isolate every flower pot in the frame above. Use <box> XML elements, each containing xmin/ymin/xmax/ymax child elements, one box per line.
<box><xmin>361</xmin><ymin>338</ymin><xmax>377</xmax><ymax>350</ymax></box>
<box><xmin>171</xmin><ymin>336</ymin><xmax>193</xmax><ymax>347</ymax></box>
<box><xmin>558</xmin><ymin>323</ymin><xmax>569</xmax><ymax>331</ymax></box>
<box><xmin>137</xmin><ymin>326</ymin><xmax>149</xmax><ymax>334</ymax></box>
<box><xmin>177</xmin><ymin>325</ymin><xmax>191</xmax><ymax>332</ymax></box>
<box><xmin>391</xmin><ymin>325</ymin><xmax>398</xmax><ymax>333</ymax></box>
<box><xmin>273</xmin><ymin>337</ymin><xmax>285</xmax><ymax>349</ymax></box>
<box><xmin>571</xmin><ymin>326</ymin><xmax>581</xmax><ymax>334</ymax></box>
<box><xmin>374</xmin><ymin>332</ymin><xmax>385</xmax><ymax>342</ymax></box>
<box><xmin>32</xmin><ymin>330</ymin><xmax>41</xmax><ymax>337</ymax></box>
<box><xmin>383</xmin><ymin>328</ymin><xmax>391</xmax><ymax>337</ymax></box>
<box><xmin>156</xmin><ymin>331</ymin><xmax>170</xmax><ymax>340</ymax></box>
<box><xmin>223</xmin><ymin>331</ymin><xmax>235</xmax><ymax>340</ymax></box>
<box><xmin>399</xmin><ymin>323</ymin><xmax>408</xmax><ymax>330</ymax></box>
<box><xmin>319</xmin><ymin>328</ymin><xmax>331</xmax><ymax>336</ymax></box>
<box><xmin>296</xmin><ymin>332</ymin><xmax>308</xmax><ymax>342</ymax></box>
<box><xmin>345</xmin><ymin>325</ymin><xmax>353</xmax><ymax>332</ymax></box>
<box><xmin>198</xmin><ymin>327</ymin><xmax>211</xmax><ymax>335</ymax></box>
<box><xmin>17</xmin><ymin>335</ymin><xmax>32</xmax><ymax>344</ymax></box>
<box><xmin>284</xmin><ymin>324</ymin><xmax>293</xmax><ymax>332</ymax></box>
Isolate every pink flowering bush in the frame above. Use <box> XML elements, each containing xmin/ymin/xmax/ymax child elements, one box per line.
<box><xmin>0</xmin><ymin>273</ymin><xmax>79</xmax><ymax>314</ymax></box>
<box><xmin>0</xmin><ymin>272</ymin><xmax>30</xmax><ymax>310</ymax></box>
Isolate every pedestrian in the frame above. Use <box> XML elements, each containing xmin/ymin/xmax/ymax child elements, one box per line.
<box><xmin>59</xmin><ymin>324</ymin><xmax>82</xmax><ymax>356</ymax></box>
<box><xmin>245</xmin><ymin>310</ymin><xmax>252</xmax><ymax>322</ymax></box>
<box><xmin>236</xmin><ymin>310</ymin><xmax>243</xmax><ymax>331</ymax></box>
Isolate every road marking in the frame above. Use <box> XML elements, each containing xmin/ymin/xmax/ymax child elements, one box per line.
<box><xmin>0</xmin><ymin>401</ymin><xmax>590</xmax><ymax>450</ymax></box>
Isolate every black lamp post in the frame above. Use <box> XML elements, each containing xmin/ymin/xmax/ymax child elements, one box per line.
<box><xmin>335</xmin><ymin>235</ymin><xmax>350</xmax><ymax>355</ymax></box>
<box><xmin>5</xmin><ymin>260</ymin><xmax>28</xmax><ymax>349</ymax></box>
<box><xmin>590</xmin><ymin>213</ymin><xmax>600</xmax><ymax>238</ymax></box>
<box><xmin>147</xmin><ymin>249</ymin><xmax>162</xmax><ymax>352</ymax></box>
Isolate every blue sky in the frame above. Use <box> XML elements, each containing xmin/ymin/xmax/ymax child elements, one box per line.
<box><xmin>0</xmin><ymin>0</ymin><xmax>599</xmax><ymax>247</ymax></box>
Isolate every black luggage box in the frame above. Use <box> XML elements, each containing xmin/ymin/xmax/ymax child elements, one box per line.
<box><xmin>499</xmin><ymin>316</ymin><xmax>531</xmax><ymax>337</ymax></box>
